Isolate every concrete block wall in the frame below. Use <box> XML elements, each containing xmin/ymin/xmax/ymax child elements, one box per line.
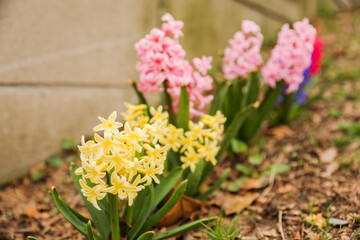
<box><xmin>0</xmin><ymin>0</ymin><xmax>321</xmax><ymax>184</ymax></box>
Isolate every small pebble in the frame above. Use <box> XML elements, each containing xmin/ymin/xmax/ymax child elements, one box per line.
<box><xmin>328</xmin><ymin>218</ymin><xmax>348</xmax><ymax>226</ymax></box>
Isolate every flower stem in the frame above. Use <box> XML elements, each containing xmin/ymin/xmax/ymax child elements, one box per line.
<box><xmin>163</xmin><ymin>81</ymin><xmax>177</xmax><ymax>126</ymax></box>
<box><xmin>109</xmin><ymin>193</ymin><xmax>120</xmax><ymax>240</ymax></box>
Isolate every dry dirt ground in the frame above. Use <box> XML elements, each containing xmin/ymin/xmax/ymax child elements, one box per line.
<box><xmin>1</xmin><ymin>10</ymin><xmax>360</xmax><ymax>240</ymax></box>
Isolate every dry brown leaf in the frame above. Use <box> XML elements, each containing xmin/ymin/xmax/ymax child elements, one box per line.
<box><xmin>321</xmin><ymin>162</ymin><xmax>340</xmax><ymax>177</ymax></box>
<box><xmin>277</xmin><ymin>184</ymin><xmax>296</xmax><ymax>194</ymax></box>
<box><xmin>261</xmin><ymin>228</ymin><xmax>278</xmax><ymax>237</ymax></box>
<box><xmin>221</xmin><ymin>192</ymin><xmax>259</xmax><ymax>215</ymax></box>
<box><xmin>25</xmin><ymin>204</ymin><xmax>37</xmax><ymax>218</ymax></box>
<box><xmin>266</xmin><ymin>125</ymin><xmax>294</xmax><ymax>140</ymax></box>
<box><xmin>243</xmin><ymin>177</ymin><xmax>269</xmax><ymax>190</ymax></box>
<box><xmin>319</xmin><ymin>148</ymin><xmax>338</xmax><ymax>162</ymax></box>
<box><xmin>156</xmin><ymin>195</ymin><xmax>202</xmax><ymax>227</ymax></box>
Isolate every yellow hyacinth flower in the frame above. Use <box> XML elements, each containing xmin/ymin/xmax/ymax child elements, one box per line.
<box><xmin>139</xmin><ymin>161</ymin><xmax>164</xmax><ymax>186</ymax></box>
<box><xmin>119</xmin><ymin>122</ymin><xmax>149</xmax><ymax>152</ymax></box>
<box><xmin>77</xmin><ymin>110</ymin><xmax>169</xmax><ymax>209</ymax></box>
<box><xmin>200</xmin><ymin>111</ymin><xmax>226</xmax><ymax>136</ymax></box>
<box><xmin>180</xmin><ymin>147</ymin><xmax>202</xmax><ymax>172</ymax></box>
<box><xmin>79</xmin><ymin>179</ymin><xmax>106</xmax><ymax>210</ymax></box>
<box><xmin>78</xmin><ymin>135</ymin><xmax>96</xmax><ymax>159</ymax></box>
<box><xmin>150</xmin><ymin>106</ymin><xmax>169</xmax><ymax>123</ymax></box>
<box><xmin>93</xmin><ymin>111</ymin><xmax>123</xmax><ymax>134</ymax></box>
<box><xmin>103</xmin><ymin>172</ymin><xmax>144</xmax><ymax>206</ymax></box>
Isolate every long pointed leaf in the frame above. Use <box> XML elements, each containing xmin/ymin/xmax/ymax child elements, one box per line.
<box><xmin>129</xmin><ymin>80</ymin><xmax>151</xmax><ymax>117</ymax></box>
<box><xmin>177</xmin><ymin>85</ymin><xmax>190</xmax><ymax>131</ymax></box>
<box><xmin>128</xmin><ymin>185</ymin><xmax>154</xmax><ymax>240</ymax></box>
<box><xmin>153</xmin><ymin>217</ymin><xmax>217</xmax><ymax>240</ymax></box>
<box><xmin>141</xmin><ymin>180</ymin><xmax>188</xmax><ymax>232</ymax></box>
<box><xmin>132</xmin><ymin>183</ymin><xmax>152</xmax><ymax>225</ymax></box>
<box><xmin>130</xmin><ymin>80</ymin><xmax>148</xmax><ymax>105</ymax></box>
<box><xmin>50</xmin><ymin>187</ymin><xmax>100</xmax><ymax>239</ymax></box>
<box><xmin>87</xmin><ymin>220</ymin><xmax>96</xmax><ymax>240</ymax></box>
<box><xmin>240</xmin><ymin>81</ymin><xmax>284</xmax><ymax>142</ymax></box>
<box><xmin>151</xmin><ymin>167</ymin><xmax>183</xmax><ymax>213</ymax></box>
<box><xmin>70</xmin><ymin>164</ymin><xmax>110</xmax><ymax>239</ymax></box>
<box><xmin>245</xmin><ymin>71</ymin><xmax>260</xmax><ymax>106</ymax></box>
<box><xmin>137</xmin><ymin>231</ymin><xmax>155</xmax><ymax>240</ymax></box>
<box><xmin>28</xmin><ymin>237</ymin><xmax>42</xmax><ymax>240</ymax></box>
<box><xmin>217</xmin><ymin>103</ymin><xmax>254</xmax><ymax>160</ymax></box>
<box><xmin>184</xmin><ymin>159</ymin><xmax>205</xmax><ymax>196</ymax></box>
<box><xmin>209</xmin><ymin>82</ymin><xmax>229</xmax><ymax>115</ymax></box>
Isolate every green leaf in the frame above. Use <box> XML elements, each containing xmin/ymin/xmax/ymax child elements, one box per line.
<box><xmin>129</xmin><ymin>80</ymin><xmax>151</xmax><ymax>117</ymax></box>
<box><xmin>46</xmin><ymin>156</ymin><xmax>64</xmax><ymax>168</ymax></box>
<box><xmin>31</xmin><ymin>170</ymin><xmax>46</xmax><ymax>182</ymax></box>
<box><xmin>217</xmin><ymin>103</ymin><xmax>253</xmax><ymax>160</ymax></box>
<box><xmin>130</xmin><ymin>80</ymin><xmax>148</xmax><ymax>105</ymax></box>
<box><xmin>231</xmin><ymin>139</ymin><xmax>248</xmax><ymax>153</ymax></box>
<box><xmin>245</xmin><ymin>71</ymin><xmax>260</xmax><ymax>106</ymax></box>
<box><xmin>137</xmin><ymin>231</ymin><xmax>155</xmax><ymax>240</ymax></box>
<box><xmin>70</xmin><ymin>164</ymin><xmax>110</xmax><ymax>239</ymax></box>
<box><xmin>131</xmin><ymin>182</ymin><xmax>152</xmax><ymax>224</ymax></box>
<box><xmin>50</xmin><ymin>187</ymin><xmax>99</xmax><ymax>239</ymax></box>
<box><xmin>198</xmin><ymin>168</ymin><xmax>230</xmax><ymax>200</ymax></box>
<box><xmin>87</xmin><ymin>220</ymin><xmax>96</xmax><ymax>240</ymax></box>
<box><xmin>128</xmin><ymin>185</ymin><xmax>154</xmax><ymax>240</ymax></box>
<box><xmin>227</xmin><ymin>177</ymin><xmax>249</xmax><ymax>192</ymax></box>
<box><xmin>224</xmin><ymin>79</ymin><xmax>245</xmax><ymax>125</ymax></box>
<box><xmin>185</xmin><ymin>159</ymin><xmax>205</xmax><ymax>196</ymax></box>
<box><xmin>141</xmin><ymin>180</ymin><xmax>188</xmax><ymax>232</ymax></box>
<box><xmin>165</xmin><ymin>149</ymin><xmax>181</xmax><ymax>171</ymax></box>
<box><xmin>349</xmin><ymin>214</ymin><xmax>360</xmax><ymax>223</ymax></box>
<box><xmin>153</xmin><ymin>217</ymin><xmax>217</xmax><ymax>240</ymax></box>
<box><xmin>28</xmin><ymin>237</ymin><xmax>42</xmax><ymax>240</ymax></box>
<box><xmin>235</xmin><ymin>164</ymin><xmax>253</xmax><ymax>175</ymax></box>
<box><xmin>61</xmin><ymin>138</ymin><xmax>75</xmax><ymax>151</ymax></box>
<box><xmin>177</xmin><ymin>85</ymin><xmax>190</xmax><ymax>131</ymax></box>
<box><xmin>151</xmin><ymin>167</ymin><xmax>183</xmax><ymax>213</ymax></box>
<box><xmin>240</xmin><ymin>80</ymin><xmax>284</xmax><ymax>142</ymax></box>
<box><xmin>249</xmin><ymin>154</ymin><xmax>262</xmax><ymax>165</ymax></box>
<box><xmin>262</xmin><ymin>164</ymin><xmax>291</xmax><ymax>176</ymax></box>
<box><xmin>276</xmin><ymin>93</ymin><xmax>294</xmax><ymax>124</ymax></box>
<box><xmin>209</xmin><ymin>83</ymin><xmax>229</xmax><ymax>115</ymax></box>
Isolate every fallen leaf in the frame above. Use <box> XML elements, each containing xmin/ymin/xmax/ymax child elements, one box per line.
<box><xmin>156</xmin><ymin>195</ymin><xmax>202</xmax><ymax>227</ymax></box>
<box><xmin>321</xmin><ymin>162</ymin><xmax>340</xmax><ymax>177</ymax></box>
<box><xmin>220</xmin><ymin>192</ymin><xmax>259</xmax><ymax>215</ymax></box>
<box><xmin>266</xmin><ymin>125</ymin><xmax>294</xmax><ymax>140</ymax></box>
<box><xmin>277</xmin><ymin>184</ymin><xmax>295</xmax><ymax>194</ymax></box>
<box><xmin>243</xmin><ymin>177</ymin><xmax>269</xmax><ymax>190</ymax></box>
<box><xmin>261</xmin><ymin>229</ymin><xmax>278</xmax><ymax>237</ymax></box>
<box><xmin>25</xmin><ymin>204</ymin><xmax>37</xmax><ymax>218</ymax></box>
<box><xmin>319</xmin><ymin>148</ymin><xmax>338</xmax><ymax>162</ymax></box>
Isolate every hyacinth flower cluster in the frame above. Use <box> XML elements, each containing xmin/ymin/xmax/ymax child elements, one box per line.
<box><xmin>274</xmin><ymin>31</ymin><xmax>324</xmax><ymax>124</ymax></box>
<box><xmin>75</xmin><ymin>111</ymin><xmax>169</xmax><ymax>209</ymax></box>
<box><xmin>222</xmin><ymin>20</ymin><xmax>263</xmax><ymax>80</ymax></box>
<box><xmin>122</xmin><ymin>103</ymin><xmax>226</xmax><ymax>173</ymax></box>
<box><xmin>262</xmin><ymin>18</ymin><xmax>317</xmax><ymax>93</ymax></box>
<box><xmin>48</xmin><ymin>109</ymin><xmax>217</xmax><ymax>240</ymax></box>
<box><xmin>135</xmin><ymin>13</ymin><xmax>214</xmax><ymax>117</ymax></box>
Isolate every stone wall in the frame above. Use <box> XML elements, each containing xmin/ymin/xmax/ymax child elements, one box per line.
<box><xmin>0</xmin><ymin>0</ymin><xmax>325</xmax><ymax>183</ymax></box>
